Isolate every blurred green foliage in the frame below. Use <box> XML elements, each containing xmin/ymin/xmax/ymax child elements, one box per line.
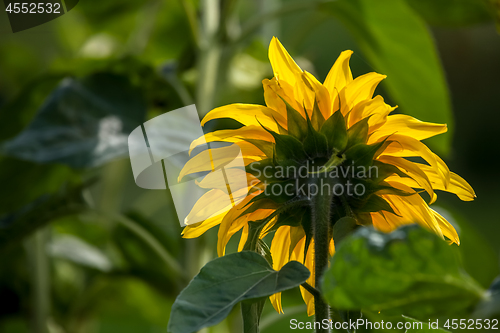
<box><xmin>0</xmin><ymin>0</ymin><xmax>499</xmax><ymax>332</ymax></box>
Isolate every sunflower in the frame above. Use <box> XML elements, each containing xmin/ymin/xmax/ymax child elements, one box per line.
<box><xmin>178</xmin><ymin>37</ymin><xmax>475</xmax><ymax>316</ymax></box>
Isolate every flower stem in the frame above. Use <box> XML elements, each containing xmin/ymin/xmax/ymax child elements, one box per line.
<box><xmin>310</xmin><ymin>174</ymin><xmax>334</xmax><ymax>333</ymax></box>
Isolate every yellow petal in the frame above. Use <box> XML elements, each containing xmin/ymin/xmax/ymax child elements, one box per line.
<box><xmin>184</xmin><ymin>189</ymin><xmax>234</xmax><ymax>226</ymax></box>
<box><xmin>348</xmin><ymin>95</ymin><xmax>396</xmax><ymax>130</ymax></box>
<box><xmin>371</xmin><ymin>211</ymin><xmax>401</xmax><ymax>233</ymax></box>
<box><xmin>238</xmin><ymin>224</ymin><xmax>249</xmax><ymax>251</ymax></box>
<box><xmin>302</xmin><ymin>71</ymin><xmax>332</xmax><ymax>120</ymax></box>
<box><xmin>419</xmin><ymin>165</ymin><xmax>475</xmax><ymax>201</ymax></box>
<box><xmin>377</xmin><ymin>155</ymin><xmax>436</xmax><ymax>204</ymax></box>
<box><xmin>263</xmin><ymin>78</ymin><xmax>287</xmax><ymax>116</ymax></box>
<box><xmin>340</xmin><ymin>72</ymin><xmax>386</xmax><ymax>115</ymax></box>
<box><xmin>217</xmin><ymin>193</ymin><xmax>273</xmax><ymax>256</ymax></box>
<box><xmin>298</xmin><ymin>239</ymin><xmax>315</xmax><ymax>317</ymax></box>
<box><xmin>269</xmin><ymin>226</ymin><xmax>292</xmax><ymax>313</ymax></box>
<box><xmin>378</xmin><ymin>134</ymin><xmax>450</xmax><ymax>187</ymax></box>
<box><xmin>201</xmin><ymin>104</ymin><xmax>286</xmax><ymax>132</ymax></box>
<box><xmin>179</xmin><ymin>143</ymin><xmax>264</xmax><ymax>181</ymax></box>
<box><xmin>189</xmin><ymin>126</ymin><xmax>274</xmax><ymax>154</ymax></box>
<box><xmin>369</xmin><ymin>115</ymin><xmax>447</xmax><ymax>144</ymax></box>
<box><xmin>182</xmin><ymin>212</ymin><xmax>225</xmax><ymax>238</ymax></box>
<box><xmin>430</xmin><ymin>208</ymin><xmax>460</xmax><ymax>245</ymax></box>
<box><xmin>196</xmin><ymin>170</ymin><xmax>256</xmax><ymax>192</ymax></box>
<box><xmin>324</xmin><ymin>50</ymin><xmax>354</xmax><ymax>113</ymax></box>
<box><xmin>381</xmin><ymin>189</ymin><xmax>443</xmax><ymax>238</ymax></box>
<box><xmin>269</xmin><ymin>37</ymin><xmax>302</xmax><ymax>87</ymax></box>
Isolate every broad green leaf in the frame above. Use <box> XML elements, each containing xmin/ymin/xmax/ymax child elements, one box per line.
<box><xmin>405</xmin><ymin>0</ymin><xmax>493</xmax><ymax>27</ymax></box>
<box><xmin>2</xmin><ymin>72</ymin><xmax>146</xmax><ymax>168</ymax></box>
<box><xmin>322</xmin><ymin>225</ymin><xmax>484</xmax><ymax>320</ymax></box>
<box><xmin>0</xmin><ymin>157</ymin><xmax>75</xmax><ymax>215</ymax></box>
<box><xmin>167</xmin><ymin>251</ymin><xmax>310</xmax><ymax>333</ymax></box>
<box><xmin>321</xmin><ymin>0</ymin><xmax>453</xmax><ymax>155</ymax></box>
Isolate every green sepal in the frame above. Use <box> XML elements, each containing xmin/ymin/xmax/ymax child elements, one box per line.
<box><xmin>248</xmin><ymin>179</ymin><xmax>297</xmax><ymax>205</ymax></box>
<box><xmin>347</xmin><ymin>116</ymin><xmax>370</xmax><ymax>148</ymax></box>
<box><xmin>344</xmin><ymin>140</ymin><xmax>386</xmax><ymax>169</ymax></box>
<box><xmin>238</xmin><ymin>199</ymin><xmax>278</xmax><ymax>220</ymax></box>
<box><xmin>272</xmin><ymin>115</ymin><xmax>288</xmax><ymax>135</ymax></box>
<box><xmin>320</xmin><ymin>110</ymin><xmax>348</xmax><ymax>153</ymax></box>
<box><xmin>244</xmin><ymin>198</ymin><xmax>309</xmax><ymax>251</ymax></box>
<box><xmin>246</xmin><ymin>159</ymin><xmax>274</xmax><ymax>180</ymax></box>
<box><xmin>269</xmin><ymin>208</ymin><xmax>305</xmax><ymax>233</ymax></box>
<box><xmin>303</xmin><ymin>105</ymin><xmax>329</xmax><ymax>158</ymax></box>
<box><xmin>357</xmin><ymin>194</ymin><xmax>399</xmax><ymax>216</ymax></box>
<box><xmin>311</xmin><ymin>98</ymin><xmax>326</xmax><ymax>130</ymax></box>
<box><xmin>272</xmin><ymin>134</ymin><xmax>307</xmax><ymax>166</ymax></box>
<box><xmin>371</xmin><ymin>160</ymin><xmax>409</xmax><ymax>182</ymax></box>
<box><xmin>281</xmin><ymin>97</ymin><xmax>308</xmax><ymax>141</ymax></box>
<box><xmin>243</xmin><ymin>139</ymin><xmax>274</xmax><ymax>160</ymax></box>
<box><xmin>257</xmin><ymin>120</ymin><xmax>308</xmax><ymax>166</ymax></box>
<box><xmin>300</xmin><ymin>209</ymin><xmax>313</xmax><ymax>261</ymax></box>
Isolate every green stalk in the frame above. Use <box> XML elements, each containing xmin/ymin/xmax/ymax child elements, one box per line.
<box><xmin>196</xmin><ymin>0</ymin><xmax>222</xmax><ymax>116</ymax></box>
<box><xmin>28</xmin><ymin>228</ymin><xmax>50</xmax><ymax>333</ymax></box>
<box><xmin>310</xmin><ymin>174</ymin><xmax>335</xmax><ymax>333</ymax></box>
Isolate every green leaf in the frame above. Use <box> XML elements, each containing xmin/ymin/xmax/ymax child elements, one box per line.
<box><xmin>322</xmin><ymin>225</ymin><xmax>484</xmax><ymax>320</ymax></box>
<box><xmin>321</xmin><ymin>0</ymin><xmax>453</xmax><ymax>155</ymax></box>
<box><xmin>405</xmin><ymin>0</ymin><xmax>493</xmax><ymax>27</ymax></box>
<box><xmin>332</xmin><ymin>216</ymin><xmax>358</xmax><ymax>247</ymax></box>
<box><xmin>167</xmin><ymin>251</ymin><xmax>310</xmax><ymax>333</ymax></box>
<box><xmin>0</xmin><ymin>181</ymin><xmax>90</xmax><ymax>253</ymax></box>
<box><xmin>320</xmin><ymin>110</ymin><xmax>348</xmax><ymax>153</ymax></box>
<box><xmin>2</xmin><ymin>72</ymin><xmax>147</xmax><ymax>168</ymax></box>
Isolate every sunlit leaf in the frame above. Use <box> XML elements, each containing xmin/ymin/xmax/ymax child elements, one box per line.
<box><xmin>405</xmin><ymin>0</ymin><xmax>493</xmax><ymax>27</ymax></box>
<box><xmin>321</xmin><ymin>0</ymin><xmax>453</xmax><ymax>155</ymax></box>
<box><xmin>322</xmin><ymin>225</ymin><xmax>484</xmax><ymax>320</ymax></box>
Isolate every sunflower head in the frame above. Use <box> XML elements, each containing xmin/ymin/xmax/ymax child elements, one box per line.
<box><xmin>179</xmin><ymin>37</ymin><xmax>475</xmax><ymax>315</ymax></box>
